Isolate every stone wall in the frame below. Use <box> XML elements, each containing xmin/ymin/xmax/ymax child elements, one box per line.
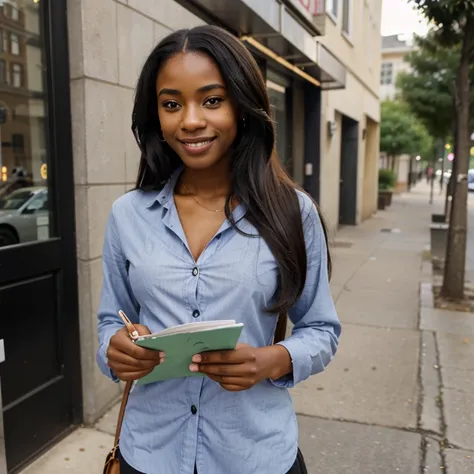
<box><xmin>67</xmin><ymin>0</ymin><xmax>205</xmax><ymax>424</ymax></box>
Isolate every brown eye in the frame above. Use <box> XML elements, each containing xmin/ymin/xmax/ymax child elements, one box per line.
<box><xmin>163</xmin><ymin>101</ymin><xmax>180</xmax><ymax>110</ymax></box>
<box><xmin>204</xmin><ymin>97</ymin><xmax>223</xmax><ymax>107</ymax></box>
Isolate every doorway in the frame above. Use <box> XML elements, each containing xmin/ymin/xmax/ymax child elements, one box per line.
<box><xmin>339</xmin><ymin>115</ymin><xmax>359</xmax><ymax>226</ymax></box>
<box><xmin>0</xmin><ymin>1</ymin><xmax>82</xmax><ymax>472</ymax></box>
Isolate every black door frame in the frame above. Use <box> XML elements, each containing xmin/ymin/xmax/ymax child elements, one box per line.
<box><xmin>339</xmin><ymin>115</ymin><xmax>359</xmax><ymax>226</ymax></box>
<box><xmin>0</xmin><ymin>0</ymin><xmax>82</xmax><ymax>470</ymax></box>
<box><xmin>303</xmin><ymin>83</ymin><xmax>321</xmax><ymax>202</ymax></box>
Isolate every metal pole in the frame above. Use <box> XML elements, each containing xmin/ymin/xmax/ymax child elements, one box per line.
<box><xmin>430</xmin><ymin>159</ymin><xmax>434</xmax><ymax>204</ymax></box>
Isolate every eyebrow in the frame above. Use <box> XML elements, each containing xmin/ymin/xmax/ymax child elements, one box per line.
<box><xmin>158</xmin><ymin>83</ymin><xmax>226</xmax><ymax>97</ymax></box>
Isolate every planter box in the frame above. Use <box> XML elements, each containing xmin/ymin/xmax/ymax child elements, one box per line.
<box><xmin>377</xmin><ymin>194</ymin><xmax>386</xmax><ymax>210</ymax></box>
<box><xmin>430</xmin><ymin>223</ymin><xmax>449</xmax><ymax>261</ymax></box>
<box><xmin>378</xmin><ymin>190</ymin><xmax>393</xmax><ymax>207</ymax></box>
<box><xmin>431</xmin><ymin>213</ymin><xmax>446</xmax><ymax>223</ymax></box>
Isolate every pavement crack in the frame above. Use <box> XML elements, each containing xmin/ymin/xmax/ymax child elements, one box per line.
<box><xmin>433</xmin><ymin>332</ymin><xmax>449</xmax><ymax>472</ymax></box>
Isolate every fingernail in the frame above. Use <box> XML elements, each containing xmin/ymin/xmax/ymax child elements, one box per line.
<box><xmin>192</xmin><ymin>355</ymin><xmax>201</xmax><ymax>363</ymax></box>
<box><xmin>159</xmin><ymin>357</ymin><xmax>165</xmax><ymax>364</ymax></box>
<box><xmin>189</xmin><ymin>364</ymin><xmax>199</xmax><ymax>372</ymax></box>
<box><xmin>159</xmin><ymin>351</ymin><xmax>166</xmax><ymax>358</ymax></box>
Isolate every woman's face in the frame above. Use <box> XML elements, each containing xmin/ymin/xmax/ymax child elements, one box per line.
<box><xmin>156</xmin><ymin>51</ymin><xmax>238</xmax><ymax>171</ymax></box>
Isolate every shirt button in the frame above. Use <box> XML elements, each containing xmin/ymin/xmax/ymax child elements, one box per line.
<box><xmin>192</xmin><ymin>267</ymin><xmax>199</xmax><ymax>277</ymax></box>
<box><xmin>192</xmin><ymin>310</ymin><xmax>200</xmax><ymax>318</ymax></box>
<box><xmin>191</xmin><ymin>405</ymin><xmax>197</xmax><ymax>415</ymax></box>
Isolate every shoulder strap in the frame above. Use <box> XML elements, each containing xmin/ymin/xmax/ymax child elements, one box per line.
<box><xmin>114</xmin><ymin>381</ymin><xmax>133</xmax><ymax>446</ymax></box>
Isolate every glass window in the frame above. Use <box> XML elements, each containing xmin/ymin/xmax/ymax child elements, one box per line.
<box><xmin>0</xmin><ymin>1</ymin><xmax>51</xmax><ymax>248</ymax></box>
<box><xmin>10</xmin><ymin>32</ymin><xmax>19</xmax><ymax>55</ymax></box>
<box><xmin>12</xmin><ymin>63</ymin><xmax>22</xmax><ymax>87</ymax></box>
<box><xmin>342</xmin><ymin>0</ymin><xmax>351</xmax><ymax>35</ymax></box>
<box><xmin>326</xmin><ymin>0</ymin><xmax>338</xmax><ymax>18</ymax></box>
<box><xmin>11</xmin><ymin>7</ymin><xmax>19</xmax><ymax>22</ymax></box>
<box><xmin>381</xmin><ymin>62</ymin><xmax>393</xmax><ymax>85</ymax></box>
<box><xmin>0</xmin><ymin>59</ymin><xmax>7</xmax><ymax>83</ymax></box>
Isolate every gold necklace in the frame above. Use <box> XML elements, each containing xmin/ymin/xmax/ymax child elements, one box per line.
<box><xmin>181</xmin><ymin>181</ymin><xmax>225</xmax><ymax>213</ymax></box>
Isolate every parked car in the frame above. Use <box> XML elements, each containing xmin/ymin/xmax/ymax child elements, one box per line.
<box><xmin>0</xmin><ymin>187</ymin><xmax>48</xmax><ymax>247</ymax></box>
<box><xmin>468</xmin><ymin>169</ymin><xmax>474</xmax><ymax>192</ymax></box>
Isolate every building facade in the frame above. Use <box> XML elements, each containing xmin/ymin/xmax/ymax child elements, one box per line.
<box><xmin>318</xmin><ymin>0</ymin><xmax>383</xmax><ymax>229</ymax></box>
<box><xmin>380</xmin><ymin>34</ymin><xmax>412</xmax><ymax>101</ymax></box>
<box><xmin>0</xmin><ymin>0</ymin><xmax>380</xmax><ymax>471</ymax></box>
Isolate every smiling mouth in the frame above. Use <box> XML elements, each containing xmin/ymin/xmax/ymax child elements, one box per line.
<box><xmin>179</xmin><ymin>137</ymin><xmax>216</xmax><ymax>147</ymax></box>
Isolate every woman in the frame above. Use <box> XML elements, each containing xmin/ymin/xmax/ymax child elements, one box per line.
<box><xmin>97</xmin><ymin>25</ymin><xmax>340</xmax><ymax>474</ymax></box>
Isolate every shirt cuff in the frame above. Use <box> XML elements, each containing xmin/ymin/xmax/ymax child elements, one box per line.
<box><xmin>269</xmin><ymin>337</ymin><xmax>312</xmax><ymax>388</ymax></box>
<box><xmin>97</xmin><ymin>327</ymin><xmax>121</xmax><ymax>383</ymax></box>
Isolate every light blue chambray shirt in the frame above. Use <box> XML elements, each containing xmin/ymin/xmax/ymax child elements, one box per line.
<box><xmin>97</xmin><ymin>167</ymin><xmax>341</xmax><ymax>474</ymax></box>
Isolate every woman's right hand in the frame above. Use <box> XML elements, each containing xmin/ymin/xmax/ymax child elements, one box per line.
<box><xmin>106</xmin><ymin>325</ymin><xmax>165</xmax><ymax>381</ymax></box>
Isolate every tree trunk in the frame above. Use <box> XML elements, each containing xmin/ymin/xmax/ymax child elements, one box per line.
<box><xmin>444</xmin><ymin>113</ymin><xmax>457</xmax><ymax>219</ymax></box>
<box><xmin>441</xmin><ymin>16</ymin><xmax>473</xmax><ymax>300</ymax></box>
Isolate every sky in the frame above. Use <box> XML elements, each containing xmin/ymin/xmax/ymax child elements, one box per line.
<box><xmin>381</xmin><ymin>0</ymin><xmax>430</xmax><ymax>39</ymax></box>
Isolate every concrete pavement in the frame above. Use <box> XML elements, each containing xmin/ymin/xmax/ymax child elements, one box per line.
<box><xmin>20</xmin><ymin>183</ymin><xmax>474</xmax><ymax>474</ymax></box>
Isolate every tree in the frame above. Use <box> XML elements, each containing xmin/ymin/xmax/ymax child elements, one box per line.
<box><xmin>410</xmin><ymin>0</ymin><xmax>474</xmax><ymax>300</ymax></box>
<box><xmin>397</xmin><ymin>30</ymin><xmax>474</xmax><ymax>216</ymax></box>
<box><xmin>380</xmin><ymin>101</ymin><xmax>433</xmax><ymax>171</ymax></box>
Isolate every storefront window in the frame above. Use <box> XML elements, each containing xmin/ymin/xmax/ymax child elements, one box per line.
<box><xmin>0</xmin><ymin>1</ymin><xmax>50</xmax><ymax>248</ymax></box>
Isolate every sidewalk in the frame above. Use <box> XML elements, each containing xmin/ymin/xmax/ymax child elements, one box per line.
<box><xmin>21</xmin><ymin>182</ymin><xmax>474</xmax><ymax>474</ymax></box>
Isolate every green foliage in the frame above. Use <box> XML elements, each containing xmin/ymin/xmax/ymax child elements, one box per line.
<box><xmin>409</xmin><ymin>0</ymin><xmax>474</xmax><ymax>48</ymax></box>
<box><xmin>380</xmin><ymin>101</ymin><xmax>433</xmax><ymax>159</ymax></box>
<box><xmin>397</xmin><ymin>30</ymin><xmax>474</xmax><ymax>139</ymax></box>
<box><xmin>378</xmin><ymin>169</ymin><xmax>397</xmax><ymax>190</ymax></box>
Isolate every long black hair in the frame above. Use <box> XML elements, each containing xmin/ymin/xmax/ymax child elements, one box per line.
<box><xmin>132</xmin><ymin>25</ymin><xmax>331</xmax><ymax>314</ymax></box>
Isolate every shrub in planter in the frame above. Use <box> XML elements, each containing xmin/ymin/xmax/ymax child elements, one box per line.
<box><xmin>378</xmin><ymin>169</ymin><xmax>396</xmax><ymax>206</ymax></box>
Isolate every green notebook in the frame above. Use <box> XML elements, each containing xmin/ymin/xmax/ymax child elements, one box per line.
<box><xmin>134</xmin><ymin>320</ymin><xmax>244</xmax><ymax>385</ymax></box>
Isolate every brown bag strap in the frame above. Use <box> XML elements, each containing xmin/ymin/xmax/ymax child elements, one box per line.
<box><xmin>273</xmin><ymin>311</ymin><xmax>288</xmax><ymax>344</ymax></box>
<box><xmin>113</xmin><ymin>380</ymin><xmax>133</xmax><ymax>446</ymax></box>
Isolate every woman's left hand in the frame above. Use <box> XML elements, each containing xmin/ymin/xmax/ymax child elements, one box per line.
<box><xmin>190</xmin><ymin>343</ymin><xmax>292</xmax><ymax>392</ymax></box>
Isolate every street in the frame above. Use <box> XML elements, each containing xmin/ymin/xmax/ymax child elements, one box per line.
<box><xmin>20</xmin><ymin>184</ymin><xmax>474</xmax><ymax>474</ymax></box>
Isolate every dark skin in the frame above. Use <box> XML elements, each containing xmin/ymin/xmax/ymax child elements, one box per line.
<box><xmin>107</xmin><ymin>51</ymin><xmax>292</xmax><ymax>390</ymax></box>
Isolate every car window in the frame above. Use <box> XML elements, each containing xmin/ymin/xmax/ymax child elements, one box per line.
<box><xmin>0</xmin><ymin>190</ymin><xmax>35</xmax><ymax>210</ymax></box>
<box><xmin>24</xmin><ymin>192</ymin><xmax>48</xmax><ymax>213</ymax></box>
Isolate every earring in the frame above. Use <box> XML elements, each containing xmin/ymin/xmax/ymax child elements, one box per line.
<box><xmin>157</xmin><ymin>130</ymin><xmax>166</xmax><ymax>142</ymax></box>
<box><xmin>242</xmin><ymin>118</ymin><xmax>246</xmax><ymax>128</ymax></box>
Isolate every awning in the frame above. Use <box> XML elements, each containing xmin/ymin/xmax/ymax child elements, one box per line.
<box><xmin>175</xmin><ymin>0</ymin><xmax>346</xmax><ymax>90</ymax></box>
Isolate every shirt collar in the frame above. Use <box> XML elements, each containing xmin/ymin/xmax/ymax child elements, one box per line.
<box><xmin>143</xmin><ymin>166</ymin><xmax>183</xmax><ymax>209</ymax></box>
<box><xmin>142</xmin><ymin>166</ymin><xmax>248</xmax><ymax>223</ymax></box>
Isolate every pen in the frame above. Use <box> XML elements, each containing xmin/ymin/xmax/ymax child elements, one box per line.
<box><xmin>118</xmin><ymin>310</ymin><xmax>139</xmax><ymax>340</ymax></box>
<box><xmin>118</xmin><ymin>310</ymin><xmax>139</xmax><ymax>394</ymax></box>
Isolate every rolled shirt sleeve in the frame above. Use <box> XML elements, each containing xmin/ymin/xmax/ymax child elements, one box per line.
<box><xmin>271</xmin><ymin>197</ymin><xmax>341</xmax><ymax>388</ymax></box>
<box><xmin>96</xmin><ymin>205</ymin><xmax>140</xmax><ymax>382</ymax></box>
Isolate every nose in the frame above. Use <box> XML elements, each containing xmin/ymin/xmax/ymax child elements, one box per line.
<box><xmin>181</xmin><ymin>104</ymin><xmax>206</xmax><ymax>132</ymax></box>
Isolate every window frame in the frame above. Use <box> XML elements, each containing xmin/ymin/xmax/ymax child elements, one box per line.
<box><xmin>12</xmin><ymin>62</ymin><xmax>22</xmax><ymax>87</ymax></box>
<box><xmin>326</xmin><ymin>0</ymin><xmax>338</xmax><ymax>23</ymax></box>
<box><xmin>380</xmin><ymin>62</ymin><xmax>394</xmax><ymax>85</ymax></box>
<box><xmin>341</xmin><ymin>0</ymin><xmax>353</xmax><ymax>40</ymax></box>
<box><xmin>10</xmin><ymin>32</ymin><xmax>20</xmax><ymax>55</ymax></box>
